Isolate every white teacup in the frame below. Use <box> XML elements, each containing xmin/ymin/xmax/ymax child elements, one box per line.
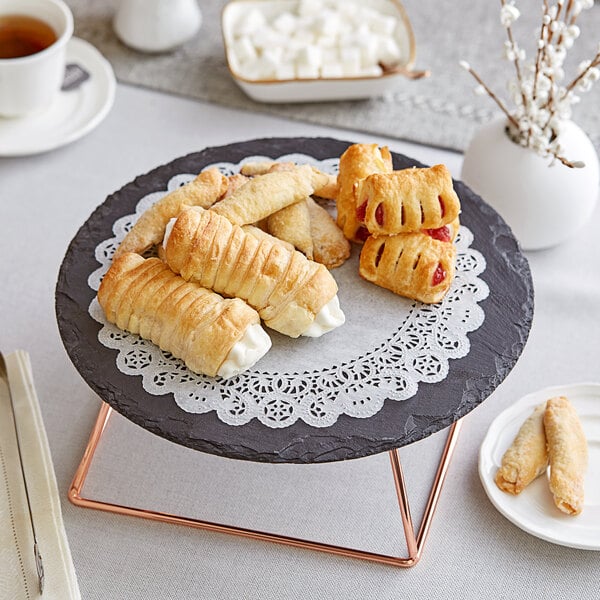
<box><xmin>0</xmin><ymin>0</ymin><xmax>73</xmax><ymax>117</ymax></box>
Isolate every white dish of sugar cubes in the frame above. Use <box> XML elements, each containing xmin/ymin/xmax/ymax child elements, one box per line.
<box><xmin>221</xmin><ymin>0</ymin><xmax>426</xmax><ymax>103</ymax></box>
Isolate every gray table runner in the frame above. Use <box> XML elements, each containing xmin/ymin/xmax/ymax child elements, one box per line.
<box><xmin>70</xmin><ymin>0</ymin><xmax>600</xmax><ymax>152</ymax></box>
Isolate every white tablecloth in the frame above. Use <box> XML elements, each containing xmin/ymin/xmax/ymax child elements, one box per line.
<box><xmin>1</xmin><ymin>84</ymin><xmax>599</xmax><ymax>600</ymax></box>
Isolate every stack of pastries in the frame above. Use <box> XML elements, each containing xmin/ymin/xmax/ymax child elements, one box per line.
<box><xmin>336</xmin><ymin>144</ymin><xmax>461</xmax><ymax>304</ymax></box>
<box><xmin>99</xmin><ymin>162</ymin><xmax>347</xmax><ymax>379</ymax></box>
<box><xmin>98</xmin><ymin>142</ymin><xmax>461</xmax><ymax>380</ymax></box>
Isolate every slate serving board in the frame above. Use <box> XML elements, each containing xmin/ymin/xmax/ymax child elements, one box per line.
<box><xmin>55</xmin><ymin>137</ymin><xmax>534</xmax><ymax>464</ymax></box>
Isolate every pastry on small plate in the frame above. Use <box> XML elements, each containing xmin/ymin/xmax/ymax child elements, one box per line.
<box><xmin>495</xmin><ymin>404</ymin><xmax>548</xmax><ymax>495</ymax></box>
<box><xmin>544</xmin><ymin>396</ymin><xmax>588</xmax><ymax>515</ymax></box>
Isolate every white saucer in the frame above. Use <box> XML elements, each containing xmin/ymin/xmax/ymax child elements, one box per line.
<box><xmin>479</xmin><ymin>383</ymin><xmax>600</xmax><ymax>550</ymax></box>
<box><xmin>0</xmin><ymin>38</ymin><xmax>116</xmax><ymax>157</ymax></box>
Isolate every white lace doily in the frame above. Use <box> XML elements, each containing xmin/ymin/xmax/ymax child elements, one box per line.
<box><xmin>88</xmin><ymin>153</ymin><xmax>489</xmax><ymax>429</ymax></box>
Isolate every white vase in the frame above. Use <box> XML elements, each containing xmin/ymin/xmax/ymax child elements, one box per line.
<box><xmin>114</xmin><ymin>0</ymin><xmax>202</xmax><ymax>53</ymax></box>
<box><xmin>461</xmin><ymin>118</ymin><xmax>600</xmax><ymax>250</ymax></box>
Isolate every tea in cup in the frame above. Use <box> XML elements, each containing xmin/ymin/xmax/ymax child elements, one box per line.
<box><xmin>0</xmin><ymin>0</ymin><xmax>73</xmax><ymax>117</ymax></box>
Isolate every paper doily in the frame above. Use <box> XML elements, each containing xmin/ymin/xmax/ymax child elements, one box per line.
<box><xmin>88</xmin><ymin>153</ymin><xmax>489</xmax><ymax>429</ymax></box>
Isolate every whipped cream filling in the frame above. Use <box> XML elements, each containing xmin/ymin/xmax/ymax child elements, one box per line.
<box><xmin>162</xmin><ymin>217</ymin><xmax>177</xmax><ymax>250</ymax></box>
<box><xmin>218</xmin><ymin>323</ymin><xmax>272</xmax><ymax>379</ymax></box>
<box><xmin>301</xmin><ymin>295</ymin><xmax>345</xmax><ymax>338</ymax></box>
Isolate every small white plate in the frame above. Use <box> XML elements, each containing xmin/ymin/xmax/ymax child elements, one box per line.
<box><xmin>0</xmin><ymin>38</ymin><xmax>116</xmax><ymax>157</ymax></box>
<box><xmin>479</xmin><ymin>383</ymin><xmax>600</xmax><ymax>550</ymax></box>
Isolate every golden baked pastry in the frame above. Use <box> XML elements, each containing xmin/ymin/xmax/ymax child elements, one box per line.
<box><xmin>336</xmin><ymin>143</ymin><xmax>393</xmax><ymax>242</ymax></box>
<box><xmin>242</xmin><ymin>224</ymin><xmax>295</xmax><ymax>252</ymax></box>
<box><xmin>354</xmin><ymin>165</ymin><xmax>461</xmax><ymax>236</ymax></box>
<box><xmin>165</xmin><ymin>207</ymin><xmax>339</xmax><ymax>338</ymax></box>
<box><xmin>306</xmin><ymin>198</ymin><xmax>350</xmax><ymax>269</ymax></box>
<box><xmin>240</xmin><ymin>161</ymin><xmax>338</xmax><ymax>200</ymax></box>
<box><xmin>98</xmin><ymin>253</ymin><xmax>263</xmax><ymax>377</ymax></box>
<box><xmin>223</xmin><ymin>173</ymin><xmax>250</xmax><ymax>198</ymax></box>
<box><xmin>114</xmin><ymin>168</ymin><xmax>227</xmax><ymax>258</ymax></box>
<box><xmin>267</xmin><ymin>200</ymin><xmax>314</xmax><ymax>260</ymax></box>
<box><xmin>211</xmin><ymin>165</ymin><xmax>325</xmax><ymax>226</ymax></box>
<box><xmin>544</xmin><ymin>396</ymin><xmax>588</xmax><ymax>515</ymax></box>
<box><xmin>495</xmin><ymin>404</ymin><xmax>548</xmax><ymax>495</ymax></box>
<box><xmin>359</xmin><ymin>232</ymin><xmax>456</xmax><ymax>304</ymax></box>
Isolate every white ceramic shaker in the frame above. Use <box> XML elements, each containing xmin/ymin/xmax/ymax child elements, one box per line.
<box><xmin>114</xmin><ymin>0</ymin><xmax>202</xmax><ymax>53</ymax></box>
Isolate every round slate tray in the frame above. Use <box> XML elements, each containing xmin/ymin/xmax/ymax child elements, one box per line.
<box><xmin>55</xmin><ymin>137</ymin><xmax>534</xmax><ymax>464</ymax></box>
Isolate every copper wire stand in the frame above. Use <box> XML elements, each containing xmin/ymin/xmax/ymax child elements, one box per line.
<box><xmin>69</xmin><ymin>402</ymin><xmax>462</xmax><ymax>568</ymax></box>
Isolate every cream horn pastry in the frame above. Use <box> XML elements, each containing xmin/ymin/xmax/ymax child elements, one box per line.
<box><xmin>544</xmin><ymin>396</ymin><xmax>588</xmax><ymax>515</ymax></box>
<box><xmin>114</xmin><ymin>167</ymin><xmax>228</xmax><ymax>258</ymax></box>
<box><xmin>98</xmin><ymin>253</ymin><xmax>271</xmax><ymax>378</ymax></box>
<box><xmin>241</xmin><ymin>225</ymin><xmax>296</xmax><ymax>253</ymax></box>
<box><xmin>359</xmin><ymin>232</ymin><xmax>456</xmax><ymax>304</ymax></box>
<box><xmin>336</xmin><ymin>143</ymin><xmax>393</xmax><ymax>242</ymax></box>
<box><xmin>495</xmin><ymin>404</ymin><xmax>548</xmax><ymax>495</ymax></box>
<box><xmin>164</xmin><ymin>208</ymin><xmax>344</xmax><ymax>338</ymax></box>
<box><xmin>354</xmin><ymin>165</ymin><xmax>461</xmax><ymax>236</ymax></box>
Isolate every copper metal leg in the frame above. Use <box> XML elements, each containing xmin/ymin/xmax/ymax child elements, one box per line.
<box><xmin>69</xmin><ymin>402</ymin><xmax>462</xmax><ymax>567</ymax></box>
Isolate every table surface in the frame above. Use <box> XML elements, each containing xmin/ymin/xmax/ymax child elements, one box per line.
<box><xmin>1</xmin><ymin>83</ymin><xmax>599</xmax><ymax>600</ymax></box>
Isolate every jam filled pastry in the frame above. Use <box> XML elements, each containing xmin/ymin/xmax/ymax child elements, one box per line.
<box><xmin>422</xmin><ymin>216</ymin><xmax>461</xmax><ymax>243</ymax></box>
<box><xmin>359</xmin><ymin>232</ymin><xmax>456</xmax><ymax>304</ymax></box>
<box><xmin>211</xmin><ymin>165</ymin><xmax>325</xmax><ymax>226</ymax></box>
<box><xmin>544</xmin><ymin>396</ymin><xmax>588</xmax><ymax>515</ymax></box>
<box><xmin>336</xmin><ymin>143</ymin><xmax>393</xmax><ymax>242</ymax></box>
<box><xmin>165</xmin><ymin>208</ymin><xmax>345</xmax><ymax>338</ymax></box>
<box><xmin>114</xmin><ymin>168</ymin><xmax>227</xmax><ymax>258</ymax></box>
<box><xmin>354</xmin><ymin>164</ymin><xmax>461</xmax><ymax>236</ymax></box>
<box><xmin>495</xmin><ymin>404</ymin><xmax>549</xmax><ymax>495</ymax></box>
<box><xmin>98</xmin><ymin>253</ymin><xmax>271</xmax><ymax>379</ymax></box>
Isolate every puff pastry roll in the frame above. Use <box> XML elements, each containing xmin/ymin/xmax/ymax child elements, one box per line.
<box><xmin>306</xmin><ymin>198</ymin><xmax>350</xmax><ymax>269</ymax></box>
<box><xmin>267</xmin><ymin>200</ymin><xmax>314</xmax><ymax>259</ymax></box>
<box><xmin>165</xmin><ymin>208</ymin><xmax>344</xmax><ymax>338</ymax></box>
<box><xmin>98</xmin><ymin>253</ymin><xmax>271</xmax><ymax>378</ymax></box>
<box><xmin>359</xmin><ymin>232</ymin><xmax>456</xmax><ymax>304</ymax></box>
<box><xmin>354</xmin><ymin>165</ymin><xmax>461</xmax><ymax>236</ymax></box>
<box><xmin>223</xmin><ymin>173</ymin><xmax>250</xmax><ymax>198</ymax></box>
<box><xmin>241</xmin><ymin>224</ymin><xmax>295</xmax><ymax>252</ymax></box>
<box><xmin>114</xmin><ymin>168</ymin><xmax>227</xmax><ymax>258</ymax></box>
<box><xmin>544</xmin><ymin>396</ymin><xmax>588</xmax><ymax>515</ymax></box>
<box><xmin>495</xmin><ymin>404</ymin><xmax>548</xmax><ymax>495</ymax></box>
<box><xmin>211</xmin><ymin>165</ymin><xmax>320</xmax><ymax>226</ymax></box>
<box><xmin>336</xmin><ymin>143</ymin><xmax>393</xmax><ymax>242</ymax></box>
<box><xmin>240</xmin><ymin>161</ymin><xmax>338</xmax><ymax>200</ymax></box>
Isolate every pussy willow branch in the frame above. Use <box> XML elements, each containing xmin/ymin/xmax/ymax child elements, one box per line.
<box><xmin>532</xmin><ymin>0</ymin><xmax>550</xmax><ymax>102</ymax></box>
<box><xmin>530</xmin><ymin>0</ymin><xmax>551</xmax><ymax>144</ymax></box>
<box><xmin>564</xmin><ymin>50</ymin><xmax>600</xmax><ymax>96</ymax></box>
<box><xmin>553</xmin><ymin>152</ymin><xmax>585</xmax><ymax>168</ymax></box>
<box><xmin>500</xmin><ymin>0</ymin><xmax>528</xmax><ymax>110</ymax></box>
<box><xmin>461</xmin><ymin>62</ymin><xmax>520</xmax><ymax>129</ymax></box>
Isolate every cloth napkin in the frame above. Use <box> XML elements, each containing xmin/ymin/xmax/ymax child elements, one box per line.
<box><xmin>0</xmin><ymin>350</ymin><xmax>81</xmax><ymax>599</ymax></box>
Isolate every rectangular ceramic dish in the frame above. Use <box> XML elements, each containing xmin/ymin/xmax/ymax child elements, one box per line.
<box><xmin>221</xmin><ymin>0</ymin><xmax>425</xmax><ymax>103</ymax></box>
